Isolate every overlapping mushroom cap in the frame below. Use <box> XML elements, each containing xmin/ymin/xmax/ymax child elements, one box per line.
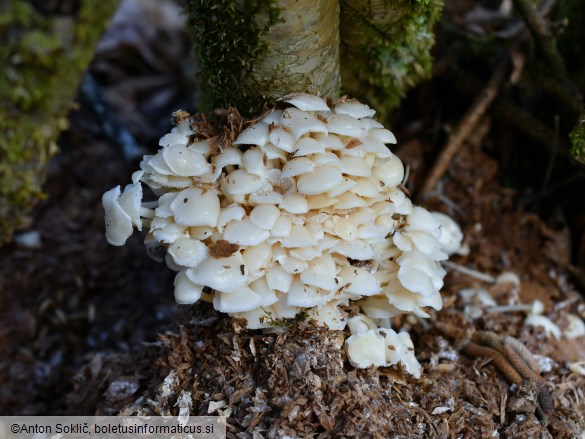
<box><xmin>102</xmin><ymin>93</ymin><xmax>462</xmax><ymax>377</ymax></box>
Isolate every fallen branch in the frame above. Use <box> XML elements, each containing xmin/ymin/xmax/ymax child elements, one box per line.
<box><xmin>512</xmin><ymin>0</ymin><xmax>581</xmax><ymax>102</ymax></box>
<box><xmin>441</xmin><ymin>65</ymin><xmax>569</xmax><ymax>157</ymax></box>
<box><xmin>418</xmin><ymin>62</ymin><xmax>509</xmax><ymax>199</ymax></box>
<box><xmin>512</xmin><ymin>0</ymin><xmax>564</xmax><ymax>77</ymax></box>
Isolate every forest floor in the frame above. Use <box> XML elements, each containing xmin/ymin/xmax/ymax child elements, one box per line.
<box><xmin>1</xmin><ymin>0</ymin><xmax>584</xmax><ymax>437</ymax></box>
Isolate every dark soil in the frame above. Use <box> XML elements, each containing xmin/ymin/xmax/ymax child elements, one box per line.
<box><xmin>1</xmin><ymin>0</ymin><xmax>584</xmax><ymax>437</ymax></box>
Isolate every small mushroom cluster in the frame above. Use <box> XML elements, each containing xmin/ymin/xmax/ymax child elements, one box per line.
<box><xmin>102</xmin><ymin>93</ymin><xmax>461</xmax><ymax>377</ymax></box>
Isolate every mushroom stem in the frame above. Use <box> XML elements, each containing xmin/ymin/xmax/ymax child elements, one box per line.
<box><xmin>140</xmin><ymin>207</ymin><xmax>155</xmax><ymax>219</ymax></box>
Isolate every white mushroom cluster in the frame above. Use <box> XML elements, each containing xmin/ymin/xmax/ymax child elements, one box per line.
<box><xmin>102</xmin><ymin>93</ymin><xmax>457</xmax><ymax>377</ymax></box>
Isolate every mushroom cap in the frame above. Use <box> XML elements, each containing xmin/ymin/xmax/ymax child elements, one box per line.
<box><xmin>214</xmin><ymin>284</ymin><xmax>263</xmax><ymax>313</ymax></box>
<box><xmin>432</xmin><ymin>211</ymin><xmax>465</xmax><ymax>256</ymax></box>
<box><xmin>186</xmin><ymin>253</ymin><xmax>247</xmax><ymax>293</ymax></box>
<box><xmin>397</xmin><ymin>251</ymin><xmax>445</xmax><ymax>296</ymax></box>
<box><xmin>118</xmin><ymin>183</ymin><xmax>144</xmax><ymax>230</ymax></box>
<box><xmin>102</xmin><ymin>94</ymin><xmax>461</xmax><ymax>375</ymax></box>
<box><xmin>280</xmin><ymin>108</ymin><xmax>327</xmax><ymax>139</ymax></box>
<box><xmin>163</xmin><ymin>144</ymin><xmax>210</xmax><ymax>177</ymax></box>
<box><xmin>168</xmin><ymin>238</ymin><xmax>208</xmax><ymax>268</ymax></box>
<box><xmin>300</xmin><ymin>255</ymin><xmax>338</xmax><ymax>291</ymax></box>
<box><xmin>224</xmin><ymin>219</ymin><xmax>271</xmax><ymax>246</ymax></box>
<box><xmin>174</xmin><ymin>270</ymin><xmax>203</xmax><ymax>304</ymax></box>
<box><xmin>308</xmin><ymin>301</ymin><xmax>347</xmax><ymax>330</ymax></box>
<box><xmin>268</xmin><ymin>126</ymin><xmax>296</xmax><ymax>153</ymax></box>
<box><xmin>345</xmin><ymin>329</ymin><xmax>387</xmax><ymax>368</ymax></box>
<box><xmin>334</xmin><ymin>99</ymin><xmax>376</xmax><ymax>119</ymax></box>
<box><xmin>170</xmin><ymin>187</ymin><xmax>220</xmax><ymax>227</ymax></box>
<box><xmin>234</xmin><ymin>122</ymin><xmax>269</xmax><ymax>146</ymax></box>
<box><xmin>102</xmin><ymin>186</ymin><xmax>134</xmax><ymax>246</ymax></box>
<box><xmin>339</xmin><ymin>265</ymin><xmax>381</xmax><ymax>296</ymax></box>
<box><xmin>281</xmin><ymin>92</ymin><xmax>330</xmax><ymax>112</ymax></box>
<box><xmin>286</xmin><ymin>279</ymin><xmax>333</xmax><ymax>308</ymax></box>
<box><xmin>297</xmin><ymin>166</ymin><xmax>344</xmax><ymax>195</ymax></box>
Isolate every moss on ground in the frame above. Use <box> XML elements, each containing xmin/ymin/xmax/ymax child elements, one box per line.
<box><xmin>0</xmin><ymin>0</ymin><xmax>119</xmax><ymax>245</ymax></box>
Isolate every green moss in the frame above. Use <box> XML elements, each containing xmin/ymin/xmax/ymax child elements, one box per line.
<box><xmin>182</xmin><ymin>0</ymin><xmax>282</xmax><ymax>115</ymax></box>
<box><xmin>570</xmin><ymin>111</ymin><xmax>585</xmax><ymax>165</ymax></box>
<box><xmin>0</xmin><ymin>0</ymin><xmax>119</xmax><ymax>245</ymax></box>
<box><xmin>260</xmin><ymin>307</ymin><xmax>311</xmax><ymax>329</ymax></box>
<box><xmin>340</xmin><ymin>0</ymin><xmax>443</xmax><ymax>120</ymax></box>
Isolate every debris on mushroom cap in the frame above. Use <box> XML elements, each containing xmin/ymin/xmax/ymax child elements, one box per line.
<box><xmin>102</xmin><ymin>93</ymin><xmax>462</xmax><ymax>377</ymax></box>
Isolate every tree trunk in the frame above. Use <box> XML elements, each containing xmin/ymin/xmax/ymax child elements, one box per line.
<box><xmin>182</xmin><ymin>0</ymin><xmax>340</xmax><ymax>115</ymax></box>
<box><xmin>0</xmin><ymin>0</ymin><xmax>119</xmax><ymax>245</ymax></box>
<box><xmin>339</xmin><ymin>0</ymin><xmax>443</xmax><ymax>121</ymax></box>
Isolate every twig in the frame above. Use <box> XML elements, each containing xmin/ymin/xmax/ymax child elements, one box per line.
<box><xmin>512</xmin><ymin>0</ymin><xmax>581</xmax><ymax>101</ymax></box>
<box><xmin>418</xmin><ymin>62</ymin><xmax>508</xmax><ymax>198</ymax></box>
<box><xmin>445</xmin><ymin>66</ymin><xmax>568</xmax><ymax>154</ymax></box>
<box><xmin>442</xmin><ymin>261</ymin><xmax>497</xmax><ymax>283</ymax></box>
<box><xmin>495</xmin><ymin>0</ymin><xmax>559</xmax><ymax>39</ymax></box>
<box><xmin>511</xmin><ymin>0</ymin><xmax>565</xmax><ymax>77</ymax></box>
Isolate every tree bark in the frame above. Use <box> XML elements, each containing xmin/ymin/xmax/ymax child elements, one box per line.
<box><xmin>183</xmin><ymin>0</ymin><xmax>340</xmax><ymax>115</ymax></box>
<box><xmin>254</xmin><ymin>0</ymin><xmax>340</xmax><ymax>104</ymax></box>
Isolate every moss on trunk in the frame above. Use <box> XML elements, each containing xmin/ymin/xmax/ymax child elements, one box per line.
<box><xmin>182</xmin><ymin>0</ymin><xmax>340</xmax><ymax>115</ymax></box>
<box><xmin>0</xmin><ymin>0</ymin><xmax>119</xmax><ymax>245</ymax></box>
<box><xmin>340</xmin><ymin>0</ymin><xmax>443</xmax><ymax>121</ymax></box>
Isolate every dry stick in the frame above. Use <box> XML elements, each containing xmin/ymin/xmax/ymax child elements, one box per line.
<box><xmin>512</xmin><ymin>0</ymin><xmax>565</xmax><ymax>79</ymax></box>
<box><xmin>447</xmin><ymin>66</ymin><xmax>565</xmax><ymax>154</ymax></box>
<box><xmin>418</xmin><ymin>63</ymin><xmax>509</xmax><ymax>199</ymax></box>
